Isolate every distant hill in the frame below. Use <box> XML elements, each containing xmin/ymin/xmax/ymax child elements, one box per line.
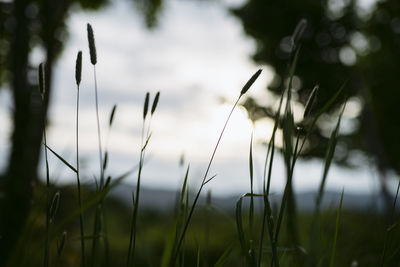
<box><xmin>108</xmin><ymin>183</ymin><xmax>388</xmax><ymax>212</ymax></box>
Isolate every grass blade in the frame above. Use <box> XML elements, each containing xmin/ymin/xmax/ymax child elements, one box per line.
<box><xmin>197</xmin><ymin>248</ymin><xmax>200</xmax><ymax>267</ymax></box>
<box><xmin>316</xmin><ymin>103</ymin><xmax>346</xmax><ymax>211</ymax></box>
<box><xmin>44</xmin><ymin>144</ymin><xmax>77</xmax><ymax>173</ymax></box>
<box><xmin>180</xmin><ymin>165</ymin><xmax>190</xmax><ymax>207</ymax></box>
<box><xmin>295</xmin><ymin>81</ymin><xmax>347</xmax><ymax>162</ymax></box>
<box><xmin>273</xmin><ymin>45</ymin><xmax>302</xmax><ymax>249</ymax></box>
<box><xmin>380</xmin><ymin>179</ymin><xmax>400</xmax><ymax>266</ymax></box>
<box><xmin>248</xmin><ymin>134</ymin><xmax>255</xmax><ymax>261</ymax></box>
<box><xmin>171</xmin><ymin>70</ymin><xmax>262</xmax><ymax>265</ymax></box>
<box><xmin>308</xmin><ymin>102</ymin><xmax>346</xmax><ymax>266</ymax></box>
<box><xmin>75</xmin><ymin>55</ymin><xmax>86</xmax><ymax>266</ymax></box>
<box><xmin>236</xmin><ymin>193</ymin><xmax>262</xmax><ymax>266</ymax></box>
<box><xmin>214</xmin><ymin>244</ymin><xmax>234</xmax><ymax>267</ymax></box>
<box><xmin>236</xmin><ymin>194</ymin><xmax>251</xmax><ymax>264</ymax></box>
<box><xmin>39</xmin><ymin>61</ymin><xmax>50</xmax><ymax>267</ymax></box>
<box><xmin>329</xmin><ymin>189</ymin><xmax>344</xmax><ymax>267</ymax></box>
<box><xmin>127</xmin><ymin>192</ymin><xmax>136</xmax><ymax>267</ymax></box>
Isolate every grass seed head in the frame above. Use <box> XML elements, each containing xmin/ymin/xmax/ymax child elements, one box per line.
<box><xmin>241</xmin><ymin>69</ymin><xmax>262</xmax><ymax>95</ymax></box>
<box><xmin>303</xmin><ymin>84</ymin><xmax>319</xmax><ymax>119</ymax></box>
<box><xmin>292</xmin><ymin>19</ymin><xmax>307</xmax><ymax>49</ymax></box>
<box><xmin>103</xmin><ymin>151</ymin><xmax>108</xmax><ymax>171</ymax></box>
<box><xmin>104</xmin><ymin>176</ymin><xmax>111</xmax><ymax>190</ymax></box>
<box><xmin>151</xmin><ymin>91</ymin><xmax>160</xmax><ymax>115</ymax></box>
<box><xmin>49</xmin><ymin>191</ymin><xmax>60</xmax><ymax>223</ymax></box>
<box><xmin>143</xmin><ymin>92</ymin><xmax>150</xmax><ymax>119</ymax></box>
<box><xmin>109</xmin><ymin>104</ymin><xmax>117</xmax><ymax>126</ymax></box>
<box><xmin>75</xmin><ymin>51</ymin><xmax>82</xmax><ymax>86</ymax></box>
<box><xmin>38</xmin><ymin>62</ymin><xmax>46</xmax><ymax>99</ymax></box>
<box><xmin>87</xmin><ymin>23</ymin><xmax>97</xmax><ymax>65</ymax></box>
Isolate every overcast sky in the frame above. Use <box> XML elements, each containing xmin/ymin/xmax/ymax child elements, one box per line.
<box><xmin>0</xmin><ymin>0</ymin><xmax>386</xmax><ymax>196</ymax></box>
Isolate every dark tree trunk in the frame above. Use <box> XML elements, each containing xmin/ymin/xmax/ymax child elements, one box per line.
<box><xmin>362</xmin><ymin>102</ymin><xmax>394</xmax><ymax>212</ymax></box>
<box><xmin>0</xmin><ymin>0</ymin><xmax>72</xmax><ymax>264</ymax></box>
<box><xmin>0</xmin><ymin>0</ymin><xmax>45</xmax><ymax>265</ymax></box>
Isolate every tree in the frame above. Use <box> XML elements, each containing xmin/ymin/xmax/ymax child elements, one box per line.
<box><xmin>232</xmin><ymin>0</ymin><xmax>400</xmax><ymax>198</ymax></box>
<box><xmin>0</xmin><ymin>0</ymin><xmax>165</xmax><ymax>263</ymax></box>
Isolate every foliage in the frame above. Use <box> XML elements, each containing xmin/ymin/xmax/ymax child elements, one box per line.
<box><xmin>5</xmin><ymin>182</ymin><xmax>400</xmax><ymax>267</ymax></box>
<box><xmin>232</xmin><ymin>0</ymin><xmax>400</xmax><ymax>176</ymax></box>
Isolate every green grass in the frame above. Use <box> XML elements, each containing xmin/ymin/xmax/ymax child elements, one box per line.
<box><xmin>8</xmin><ymin>183</ymin><xmax>399</xmax><ymax>267</ymax></box>
<box><xmin>75</xmin><ymin>50</ymin><xmax>86</xmax><ymax>267</ymax></box>
<box><xmin>2</xmin><ymin>21</ymin><xmax>400</xmax><ymax>267</ymax></box>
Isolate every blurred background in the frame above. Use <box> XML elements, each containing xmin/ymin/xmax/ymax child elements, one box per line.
<box><xmin>1</xmin><ymin>0</ymin><xmax>400</xmax><ymax>266</ymax></box>
<box><xmin>2</xmin><ymin>0</ymin><xmax>399</xmax><ymax>196</ymax></box>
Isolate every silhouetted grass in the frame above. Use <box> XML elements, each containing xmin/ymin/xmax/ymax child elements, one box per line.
<box><xmin>3</xmin><ymin>21</ymin><xmax>400</xmax><ymax>267</ymax></box>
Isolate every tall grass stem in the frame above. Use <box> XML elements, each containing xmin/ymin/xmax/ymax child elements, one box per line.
<box><xmin>39</xmin><ymin>62</ymin><xmax>50</xmax><ymax>267</ymax></box>
<box><xmin>172</xmin><ymin>96</ymin><xmax>241</xmax><ymax>264</ymax></box>
<box><xmin>76</xmin><ymin>82</ymin><xmax>86</xmax><ymax>267</ymax></box>
<box><xmin>93</xmin><ymin>66</ymin><xmax>104</xmax><ymax>186</ymax></box>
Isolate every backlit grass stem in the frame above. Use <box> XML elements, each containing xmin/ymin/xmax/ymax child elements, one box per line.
<box><xmin>87</xmin><ymin>23</ymin><xmax>107</xmax><ymax>267</ymax></box>
<box><xmin>87</xmin><ymin>23</ymin><xmax>104</xmax><ymax>187</ymax></box>
<box><xmin>258</xmin><ymin>89</ymin><xmax>284</xmax><ymax>266</ymax></box>
<box><xmin>127</xmin><ymin>92</ymin><xmax>157</xmax><ymax>266</ymax></box>
<box><xmin>270</xmin><ymin>46</ymin><xmax>302</xmax><ymax>267</ymax></box>
<box><xmin>248</xmin><ymin>134</ymin><xmax>255</xmax><ymax>261</ymax></box>
<box><xmin>39</xmin><ymin>62</ymin><xmax>50</xmax><ymax>267</ymax></box>
<box><xmin>170</xmin><ymin>69</ymin><xmax>262</xmax><ymax>265</ymax></box>
<box><xmin>329</xmin><ymin>189</ymin><xmax>344</xmax><ymax>267</ymax></box>
<box><xmin>75</xmin><ymin>51</ymin><xmax>86</xmax><ymax>267</ymax></box>
<box><xmin>380</xmin><ymin>179</ymin><xmax>400</xmax><ymax>266</ymax></box>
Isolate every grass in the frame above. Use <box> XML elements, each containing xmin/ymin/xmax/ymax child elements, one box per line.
<box><xmin>74</xmin><ymin>50</ymin><xmax>86</xmax><ymax>267</ymax></box>
<box><xmin>169</xmin><ymin>68</ymin><xmax>262</xmax><ymax>266</ymax></box>
<box><xmin>127</xmin><ymin>92</ymin><xmax>154</xmax><ymax>266</ymax></box>
<box><xmin>38</xmin><ymin>62</ymin><xmax>51</xmax><ymax>267</ymax></box>
<box><xmin>2</xmin><ymin>20</ymin><xmax>400</xmax><ymax>267</ymax></box>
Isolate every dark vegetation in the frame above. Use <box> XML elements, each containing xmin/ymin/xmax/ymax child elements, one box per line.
<box><xmin>8</xmin><ymin>182</ymin><xmax>400</xmax><ymax>266</ymax></box>
<box><xmin>232</xmin><ymin>0</ymin><xmax>400</xmax><ymax>200</ymax></box>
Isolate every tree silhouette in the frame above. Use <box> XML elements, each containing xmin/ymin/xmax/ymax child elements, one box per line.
<box><xmin>232</xmin><ymin>0</ymin><xmax>400</xmax><ymax>199</ymax></box>
<box><xmin>0</xmin><ymin>0</ymin><xmax>164</xmax><ymax>263</ymax></box>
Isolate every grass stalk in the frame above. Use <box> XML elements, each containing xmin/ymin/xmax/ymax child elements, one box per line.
<box><xmin>43</xmin><ymin>97</ymin><xmax>50</xmax><ymax>267</ymax></box>
<box><xmin>171</xmin><ymin>69</ymin><xmax>262</xmax><ymax>265</ymax></box>
<box><xmin>87</xmin><ymin>23</ymin><xmax>104</xmax><ymax>186</ymax></box>
<box><xmin>127</xmin><ymin>192</ymin><xmax>136</xmax><ymax>267</ymax></box>
<box><xmin>380</xmin><ymin>179</ymin><xmax>400</xmax><ymax>266</ymax></box>
<box><xmin>249</xmin><ymin>134</ymin><xmax>255</xmax><ymax>261</ymax></box>
<box><xmin>93</xmin><ymin>66</ymin><xmax>104</xmax><ymax>186</ymax></box>
<box><xmin>307</xmin><ymin>103</ymin><xmax>346</xmax><ymax>266</ymax></box>
<box><xmin>171</xmin><ymin>96</ymin><xmax>240</xmax><ymax>264</ymax></box>
<box><xmin>95</xmin><ymin>105</ymin><xmax>118</xmax><ymax>267</ymax></box>
<box><xmin>329</xmin><ymin>189</ymin><xmax>344</xmax><ymax>267</ymax></box>
<box><xmin>236</xmin><ymin>193</ymin><xmax>257</xmax><ymax>266</ymax></box>
<box><xmin>266</xmin><ymin>22</ymin><xmax>309</xmax><ymax>257</ymax></box>
<box><xmin>126</xmin><ymin>157</ymin><xmax>144</xmax><ymax>266</ymax></box>
<box><xmin>271</xmin><ymin>47</ymin><xmax>301</xmax><ymax>265</ymax></box>
<box><xmin>75</xmin><ymin>51</ymin><xmax>86</xmax><ymax>267</ymax></box>
<box><xmin>38</xmin><ymin>62</ymin><xmax>50</xmax><ymax>267</ymax></box>
<box><xmin>127</xmin><ymin>92</ymin><xmax>152</xmax><ymax>266</ymax></box>
<box><xmin>87</xmin><ymin>24</ymin><xmax>105</xmax><ymax>266</ymax></box>
<box><xmin>262</xmin><ymin>37</ymin><xmax>304</xmax><ymax>266</ymax></box>
<box><xmin>258</xmin><ymin>83</ymin><xmax>285</xmax><ymax>267</ymax></box>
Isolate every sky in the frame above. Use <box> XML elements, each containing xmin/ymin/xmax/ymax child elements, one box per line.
<box><xmin>0</xmin><ymin>0</ymin><xmax>388</xmax><ymax>196</ymax></box>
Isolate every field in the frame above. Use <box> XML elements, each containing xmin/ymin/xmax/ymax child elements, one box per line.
<box><xmin>6</xmin><ymin>182</ymin><xmax>400</xmax><ymax>266</ymax></box>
